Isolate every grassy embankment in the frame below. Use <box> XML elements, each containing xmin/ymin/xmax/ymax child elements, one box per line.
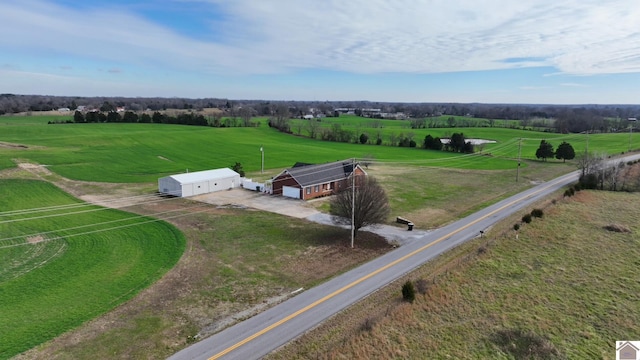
<box><xmin>269</xmin><ymin>190</ymin><xmax>640</xmax><ymax>359</ymax></box>
<box><xmin>0</xmin><ymin>179</ymin><xmax>185</xmax><ymax>359</ymax></box>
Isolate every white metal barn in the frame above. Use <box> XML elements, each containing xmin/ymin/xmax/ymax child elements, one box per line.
<box><xmin>158</xmin><ymin>168</ymin><xmax>241</xmax><ymax>197</ymax></box>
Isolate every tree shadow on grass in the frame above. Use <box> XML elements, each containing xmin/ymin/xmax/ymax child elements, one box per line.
<box><xmin>307</xmin><ymin>226</ymin><xmax>392</xmax><ymax>250</ymax></box>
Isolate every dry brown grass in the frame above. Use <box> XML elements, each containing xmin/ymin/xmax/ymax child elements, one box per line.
<box><xmin>268</xmin><ymin>190</ymin><xmax>640</xmax><ymax>359</ymax></box>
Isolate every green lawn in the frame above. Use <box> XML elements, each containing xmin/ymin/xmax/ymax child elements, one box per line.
<box><xmin>0</xmin><ymin>179</ymin><xmax>185</xmax><ymax>359</ymax></box>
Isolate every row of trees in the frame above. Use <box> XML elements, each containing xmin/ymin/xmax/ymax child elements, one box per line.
<box><xmin>423</xmin><ymin>133</ymin><xmax>474</xmax><ymax>153</ymax></box>
<box><xmin>535</xmin><ymin>140</ymin><xmax>576</xmax><ymax>162</ymax></box>
<box><xmin>66</xmin><ymin>110</ymin><xmax>257</xmax><ymax>128</ymax></box>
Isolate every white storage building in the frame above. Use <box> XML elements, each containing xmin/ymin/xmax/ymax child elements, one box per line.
<box><xmin>158</xmin><ymin>168</ymin><xmax>241</xmax><ymax>197</ymax></box>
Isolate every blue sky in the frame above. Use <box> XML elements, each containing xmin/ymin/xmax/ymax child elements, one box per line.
<box><xmin>1</xmin><ymin>0</ymin><xmax>640</xmax><ymax>104</ymax></box>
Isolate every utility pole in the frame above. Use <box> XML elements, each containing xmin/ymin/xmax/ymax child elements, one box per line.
<box><xmin>351</xmin><ymin>157</ymin><xmax>356</xmax><ymax>249</ymax></box>
<box><xmin>629</xmin><ymin>119</ymin><xmax>636</xmax><ymax>152</ymax></box>
<box><xmin>586</xmin><ymin>130</ymin><xmax>589</xmax><ymax>153</ymax></box>
<box><xmin>585</xmin><ymin>131</ymin><xmax>589</xmax><ymax>177</ymax></box>
<box><xmin>516</xmin><ymin>138</ymin><xmax>522</xmax><ymax>182</ymax></box>
<box><xmin>260</xmin><ymin>146</ymin><xmax>264</xmax><ymax>174</ymax></box>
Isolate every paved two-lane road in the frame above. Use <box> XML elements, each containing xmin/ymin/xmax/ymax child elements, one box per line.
<box><xmin>169</xmin><ymin>156</ymin><xmax>638</xmax><ymax>360</ymax></box>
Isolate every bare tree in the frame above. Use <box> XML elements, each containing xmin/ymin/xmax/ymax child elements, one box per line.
<box><xmin>605</xmin><ymin>160</ymin><xmax>625</xmax><ymax>191</ymax></box>
<box><xmin>388</xmin><ymin>132</ymin><xmax>398</xmax><ymax>146</ymax></box>
<box><xmin>369</xmin><ymin>119</ymin><xmax>383</xmax><ymax>129</ymax></box>
<box><xmin>238</xmin><ymin>106</ymin><xmax>254</xmax><ymax>127</ymax></box>
<box><xmin>211</xmin><ymin>111</ymin><xmax>224</xmax><ymax>127</ymax></box>
<box><xmin>306</xmin><ymin>119</ymin><xmax>320</xmax><ymax>139</ymax></box>
<box><xmin>329</xmin><ymin>176</ymin><xmax>390</xmax><ymax>239</ymax></box>
<box><xmin>294</xmin><ymin>120</ymin><xmax>304</xmax><ymax>135</ymax></box>
<box><xmin>576</xmin><ymin>150</ymin><xmax>597</xmax><ymax>177</ymax></box>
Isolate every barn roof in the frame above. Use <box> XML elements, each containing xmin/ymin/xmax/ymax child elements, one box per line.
<box><xmin>167</xmin><ymin>168</ymin><xmax>240</xmax><ymax>184</ymax></box>
<box><xmin>283</xmin><ymin>160</ymin><xmax>362</xmax><ymax>187</ymax></box>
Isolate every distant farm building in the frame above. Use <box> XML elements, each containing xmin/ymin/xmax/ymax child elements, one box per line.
<box><xmin>271</xmin><ymin>159</ymin><xmax>367</xmax><ymax>200</ymax></box>
<box><xmin>158</xmin><ymin>168</ymin><xmax>241</xmax><ymax>197</ymax></box>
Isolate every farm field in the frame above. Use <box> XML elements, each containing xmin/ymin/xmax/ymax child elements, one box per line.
<box><xmin>1</xmin><ymin>114</ymin><xmax>638</xmax><ymax>359</ymax></box>
<box><xmin>0</xmin><ymin>121</ymin><xmax>520</xmax><ymax>183</ymax></box>
<box><xmin>0</xmin><ymin>179</ymin><xmax>185</xmax><ymax>359</ymax></box>
<box><xmin>289</xmin><ymin>114</ymin><xmax>638</xmax><ymax>157</ymax></box>
<box><xmin>269</xmin><ymin>190</ymin><xmax>640</xmax><ymax>359</ymax></box>
<box><xmin>1</xmin><ymin>114</ymin><xmax>637</xmax><ymax>183</ymax></box>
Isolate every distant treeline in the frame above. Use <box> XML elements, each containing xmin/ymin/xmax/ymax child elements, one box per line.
<box><xmin>49</xmin><ymin>110</ymin><xmax>258</xmax><ymax>127</ymax></box>
<box><xmin>3</xmin><ymin>93</ymin><xmax>640</xmax><ymax>134</ymax></box>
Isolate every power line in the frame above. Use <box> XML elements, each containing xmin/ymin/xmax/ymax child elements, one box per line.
<box><xmin>0</xmin><ymin>204</ymin><xmax>216</xmax><ymax>250</ymax></box>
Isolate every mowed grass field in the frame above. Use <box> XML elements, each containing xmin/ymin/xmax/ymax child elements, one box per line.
<box><xmin>0</xmin><ymin>121</ymin><xmax>519</xmax><ymax>183</ymax></box>
<box><xmin>0</xmin><ymin>179</ymin><xmax>185</xmax><ymax>359</ymax></box>
<box><xmin>270</xmin><ymin>190</ymin><xmax>640</xmax><ymax>359</ymax></box>
<box><xmin>1</xmin><ymin>114</ymin><xmax>637</xmax><ymax>183</ymax></box>
<box><xmin>290</xmin><ymin>114</ymin><xmax>639</xmax><ymax>158</ymax></box>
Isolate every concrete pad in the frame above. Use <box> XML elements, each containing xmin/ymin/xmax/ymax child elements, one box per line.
<box><xmin>192</xmin><ymin>188</ymin><xmax>320</xmax><ymax>218</ymax></box>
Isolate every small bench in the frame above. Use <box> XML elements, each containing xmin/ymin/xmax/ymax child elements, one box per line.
<box><xmin>396</xmin><ymin>217</ymin><xmax>414</xmax><ymax>231</ymax></box>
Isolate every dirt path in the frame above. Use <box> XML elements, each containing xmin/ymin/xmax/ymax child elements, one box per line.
<box><xmin>5</xmin><ymin>160</ymin><xmax>157</xmax><ymax>209</ymax></box>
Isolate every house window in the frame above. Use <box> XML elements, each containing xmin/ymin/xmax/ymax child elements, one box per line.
<box><xmin>314</xmin><ymin>185</ymin><xmax>319</xmax><ymax>192</ymax></box>
<box><xmin>306</xmin><ymin>187</ymin><xmax>311</xmax><ymax>194</ymax></box>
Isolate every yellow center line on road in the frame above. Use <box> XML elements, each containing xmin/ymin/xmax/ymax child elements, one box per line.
<box><xmin>209</xmin><ymin>174</ymin><xmax>573</xmax><ymax>360</ymax></box>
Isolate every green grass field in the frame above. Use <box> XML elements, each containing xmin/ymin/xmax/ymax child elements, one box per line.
<box><xmin>0</xmin><ymin>179</ymin><xmax>185</xmax><ymax>359</ymax></box>
<box><xmin>290</xmin><ymin>114</ymin><xmax>638</xmax><ymax>156</ymax></box>
<box><xmin>1</xmin><ymin>115</ymin><xmax>637</xmax><ymax>183</ymax></box>
<box><xmin>0</xmin><ymin>122</ymin><xmax>519</xmax><ymax>182</ymax></box>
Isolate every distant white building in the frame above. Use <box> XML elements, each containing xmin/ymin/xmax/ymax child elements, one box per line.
<box><xmin>158</xmin><ymin>168</ymin><xmax>241</xmax><ymax>197</ymax></box>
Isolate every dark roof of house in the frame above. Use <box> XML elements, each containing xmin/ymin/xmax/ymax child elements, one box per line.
<box><xmin>284</xmin><ymin>159</ymin><xmax>358</xmax><ymax>187</ymax></box>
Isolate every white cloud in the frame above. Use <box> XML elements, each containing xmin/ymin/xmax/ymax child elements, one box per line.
<box><xmin>560</xmin><ymin>83</ymin><xmax>589</xmax><ymax>87</ymax></box>
<box><xmin>1</xmin><ymin>0</ymin><xmax>639</xmax><ymax>78</ymax></box>
<box><xmin>520</xmin><ymin>86</ymin><xmax>550</xmax><ymax>91</ymax></box>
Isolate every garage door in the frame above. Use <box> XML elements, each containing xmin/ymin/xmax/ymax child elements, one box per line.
<box><xmin>282</xmin><ymin>186</ymin><xmax>301</xmax><ymax>199</ymax></box>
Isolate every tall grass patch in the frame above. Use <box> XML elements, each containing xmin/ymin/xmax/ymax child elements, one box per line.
<box><xmin>269</xmin><ymin>190</ymin><xmax>640</xmax><ymax>359</ymax></box>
